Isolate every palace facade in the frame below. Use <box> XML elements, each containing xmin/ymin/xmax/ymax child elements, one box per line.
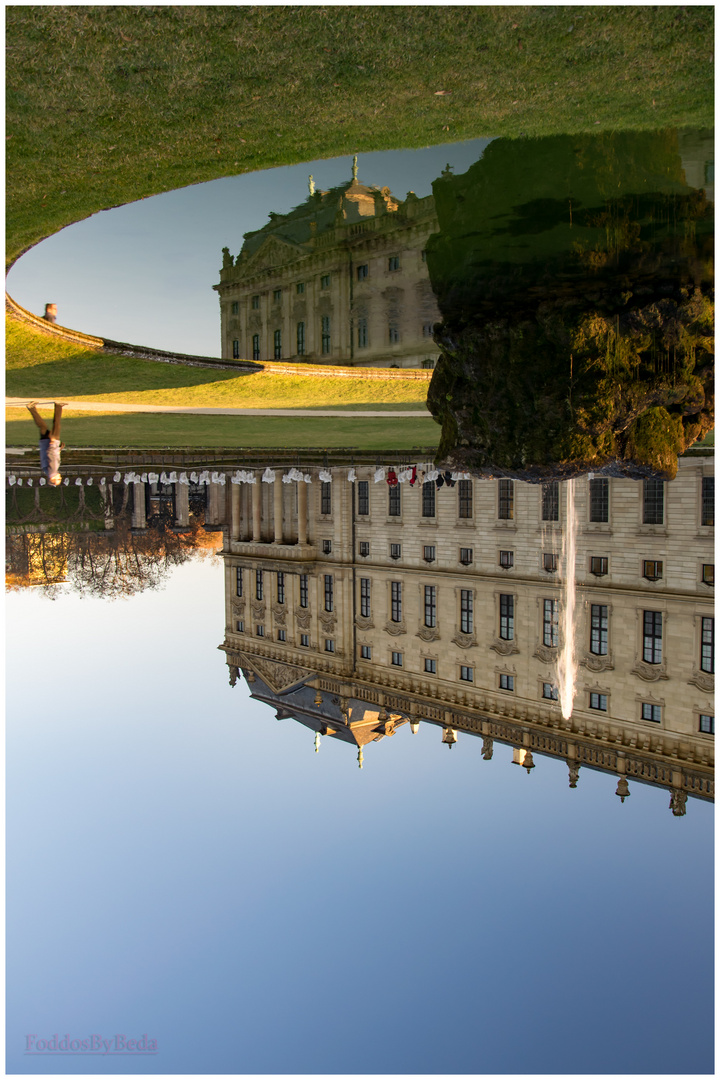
<box><xmin>214</xmin><ymin>158</ymin><xmax>441</xmax><ymax>368</ymax></box>
<box><xmin>216</xmin><ymin>455</ymin><xmax>715</xmax><ymax>813</ymax></box>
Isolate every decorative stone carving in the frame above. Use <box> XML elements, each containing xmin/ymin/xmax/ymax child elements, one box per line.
<box><xmin>630</xmin><ymin>660</ymin><xmax>669</xmax><ymax>682</ymax></box>
<box><xmin>231</xmin><ymin>600</ymin><xmax>246</xmax><ymax>616</ymax></box>
<box><xmin>355</xmin><ymin>615</ymin><xmax>375</xmax><ymax>630</ymax></box>
<box><xmin>581</xmin><ymin>653</ymin><xmax>615</xmax><ymax>673</ymax></box>
<box><xmin>688</xmin><ymin>671</ymin><xmax>714</xmax><ymax>692</ymax></box>
<box><xmin>534</xmin><ymin>645</ymin><xmax>557</xmax><ymax>664</ymax></box>
<box><xmin>451</xmin><ymin>632</ymin><xmax>477</xmax><ymax>649</ymax></box>
<box><xmin>567</xmin><ymin>761</ymin><xmax>580</xmax><ymax>788</ymax></box>
<box><xmin>416</xmin><ymin>626</ymin><xmax>441</xmax><ymax>642</ymax></box>
<box><xmin>481</xmin><ymin>736</ymin><xmax>493</xmax><ymax>760</ymax></box>
<box><xmin>319</xmin><ymin>613</ymin><xmax>337</xmax><ymax>633</ymax></box>
<box><xmin>228</xmin><ymin>665</ymin><xmax>239</xmax><ymax>688</ymax></box>
<box><xmin>295</xmin><ymin>610</ymin><xmax>311</xmax><ymax>629</ymax></box>
<box><xmin>384</xmin><ymin>621</ymin><xmax>407</xmax><ymax>636</ymax></box>
<box><xmin>244</xmin><ymin>655</ymin><xmax>317</xmax><ymax>696</ymax></box>
<box><xmin>272</xmin><ymin>602</ymin><xmax>286</xmax><ymax>625</ymax></box>
<box><xmin>669</xmin><ymin>789</ymin><xmax>687</xmax><ymax>816</ymax></box>
<box><xmin>250</xmin><ymin>601</ymin><xmax>266</xmax><ymax>620</ymax></box>
<box><xmin>490</xmin><ymin>639</ymin><xmax>520</xmax><ymax>656</ymax></box>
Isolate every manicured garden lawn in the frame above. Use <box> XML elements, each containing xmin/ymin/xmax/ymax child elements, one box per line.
<box><xmin>6</xmin><ymin>319</ymin><xmax>429</xmax><ymax>410</ymax></box>
<box><xmin>5</xmin><ymin>408</ymin><xmax>440</xmax><ymax>452</ymax></box>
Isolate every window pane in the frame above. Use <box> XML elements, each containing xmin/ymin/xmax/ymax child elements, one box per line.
<box><xmin>357</xmin><ymin>481</ymin><xmax>369</xmax><ymax>515</ymax></box>
<box><xmin>643</xmin><ymin>479</ymin><xmax>664</xmax><ymax>524</ymax></box>
<box><xmin>589</xmin><ymin>478</ymin><xmax>609</xmax><ymax>522</ymax></box>
<box><xmin>458</xmin><ymin>479</ymin><xmax>473</xmax><ymax>518</ymax></box>
<box><xmin>542</xmin><ymin>481</ymin><xmax>559</xmax><ymax>521</ymax></box>
<box><xmin>702</xmin><ymin>476</ymin><xmax>714</xmax><ymax>526</ymax></box>
<box><xmin>642</xmin><ymin>610</ymin><xmax>662</xmax><ymax>664</ymax></box>
<box><xmin>422</xmin><ymin>481</ymin><xmax>436</xmax><ymax>517</ymax></box>
<box><xmin>498</xmin><ymin>479</ymin><xmax>513</xmax><ymax>520</ymax></box>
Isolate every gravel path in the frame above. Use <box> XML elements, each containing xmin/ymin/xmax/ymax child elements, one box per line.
<box><xmin>6</xmin><ymin>397</ymin><xmax>429</xmax><ymax>417</ymax></box>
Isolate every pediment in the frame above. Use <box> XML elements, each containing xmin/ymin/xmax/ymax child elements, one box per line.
<box><xmin>234</xmin><ymin>651</ymin><xmax>316</xmax><ymax>695</ymax></box>
<box><xmin>241</xmin><ymin>235</ymin><xmax>307</xmax><ymax>276</ymax></box>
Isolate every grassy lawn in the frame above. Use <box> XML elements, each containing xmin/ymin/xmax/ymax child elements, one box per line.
<box><xmin>7</xmin><ymin>319</ymin><xmax>429</xmax><ymax>410</ymax></box>
<box><xmin>7</xmin><ymin>6</ymin><xmax>713</xmax><ymax>265</ymax></box>
<box><xmin>5</xmin><ymin>409</ymin><xmax>440</xmax><ymax>452</ymax></box>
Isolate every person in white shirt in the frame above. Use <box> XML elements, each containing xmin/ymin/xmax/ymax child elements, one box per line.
<box><xmin>27</xmin><ymin>401</ymin><xmax>67</xmax><ymax>486</ymax></box>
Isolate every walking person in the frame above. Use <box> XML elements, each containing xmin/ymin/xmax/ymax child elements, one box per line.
<box><xmin>27</xmin><ymin>401</ymin><xmax>67</xmax><ymax>485</ymax></box>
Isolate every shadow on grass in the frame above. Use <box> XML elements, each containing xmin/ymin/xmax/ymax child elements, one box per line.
<box><xmin>6</xmin><ymin>412</ymin><xmax>440</xmax><ymax>452</ymax></box>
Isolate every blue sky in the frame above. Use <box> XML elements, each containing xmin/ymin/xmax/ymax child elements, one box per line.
<box><xmin>6</xmin><ymin>139</ymin><xmax>492</xmax><ymax>359</ymax></box>
<box><xmin>6</xmin><ymin>556</ymin><xmax>714</xmax><ymax>1075</ymax></box>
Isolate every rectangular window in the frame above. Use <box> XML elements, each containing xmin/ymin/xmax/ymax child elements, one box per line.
<box><xmin>422</xmin><ymin>322</ymin><xmax>434</xmax><ymax>337</ymax></box>
<box><xmin>642</xmin><ymin>703</ymin><xmax>662</xmax><ymax>723</ymax></box>
<box><xmin>702</xmin><ymin>563</ymin><xmax>714</xmax><ymax>586</ymax></box>
<box><xmin>498</xmin><ymin>479</ymin><xmax>514</xmax><ymax>520</ymax></box>
<box><xmin>460</xmin><ymin>548</ymin><xmax>473</xmax><ymax>565</ymax></box>
<box><xmin>357</xmin><ymin>318</ymin><xmax>368</xmax><ymax>348</ymax></box>
<box><xmin>388</xmin><ymin>324</ymin><xmax>400</xmax><ymax>344</ymax></box>
<box><xmin>359</xmin><ymin>541</ymin><xmax>370</xmax><ymax>557</ymax></box>
<box><xmin>235</xmin><ymin>567</ymin><xmax>243</xmax><ymax>597</ymax></box>
<box><xmin>589</xmin><ymin>693</ymin><xmax>608</xmax><ymax>711</ymax></box>
<box><xmin>542</xmin><ymin>481</ymin><xmax>559</xmax><ymax>522</ymax></box>
<box><xmin>251</xmin><ymin>295</ymin><xmax>259</xmax><ymax>310</ymax></box>
<box><xmin>643</xmin><ymin>479</ymin><xmax>664</xmax><ymax>524</ymax></box>
<box><xmin>236</xmin><ymin>620</ymin><xmax>244</xmax><ymax>633</ymax></box>
<box><xmin>701</xmin><ymin>617</ymin><xmax>714</xmax><ymax>673</ymax></box>
<box><xmin>256</xmin><ymin>625</ymin><xmax>264</xmax><ymax>637</ymax></box>
<box><xmin>590</xmin><ymin>604</ymin><xmax>608</xmax><ymax>655</ymax></box>
<box><xmin>296</xmin><ymin>282</ymin><xmax>305</xmax><ymax>294</ymax></box>
<box><xmin>543</xmin><ymin>553</ymin><xmax>557</xmax><ymax>573</ymax></box>
<box><xmin>231</xmin><ymin>301</ymin><xmax>239</xmax><ymax>315</ymax></box>
<box><xmin>361</xmin><ymin>645</ymin><xmax>372</xmax><ymax>660</ymax></box>
<box><xmin>590</xmin><ymin>556</ymin><xmax>608</xmax><ymax>576</ymax></box>
<box><xmin>421</xmin><ymin>358</ymin><xmax>435</xmax><ymax>369</ymax></box>
<box><xmin>422</xmin><ymin>481</ymin><xmax>436</xmax><ymax>518</ymax></box>
<box><xmin>296</xmin><ymin>321</ymin><xmax>305</xmax><ymax>356</ymax></box>
<box><xmin>424</xmin><ymin>658</ymin><xmax>436</xmax><ymax>674</ymax></box>
<box><xmin>321</xmin><ymin>315</ymin><xmax>331</xmax><ymax>354</ymax></box>
<box><xmin>252</xmin><ymin>334</ymin><xmax>260</xmax><ymax>361</ymax></box>
<box><xmin>232</xmin><ymin>339</ymin><xmax>240</xmax><ymax>359</ymax></box>
<box><xmin>321</xmin><ymin>274</ymin><xmax>330</xmax><ymax>289</ymax></box>
<box><xmin>357</xmin><ymin>264</ymin><xmax>368</xmax><ymax>280</ymax></box>
<box><xmin>325</xmin><ymin>639</ymin><xmax>335</xmax><ymax>653</ymax></box>
<box><xmin>357</xmin><ymin>480</ymin><xmax>369</xmax><ymax>516</ymax></box>
<box><xmin>391</xmin><ymin>581</ymin><xmax>402</xmax><ymax>622</ymax></box>
<box><xmin>500</xmin><ymin>594</ymin><xmax>514</xmax><ymax>640</ymax></box>
<box><xmin>643</xmin><ymin>610</ymin><xmax>663</xmax><ymax>664</ymax></box>
<box><xmin>460</xmin><ymin>666</ymin><xmax>474</xmax><ymax>682</ymax></box>
<box><xmin>390</xmin><ymin>543</ymin><xmax>401</xmax><ymax>560</ymax></box>
<box><xmin>589</xmin><ymin>478</ymin><xmax>609</xmax><ymax>522</ymax></box>
<box><xmin>543</xmin><ymin>683</ymin><xmax>559</xmax><ymax>700</ymax></box>
<box><xmin>324</xmin><ymin>574</ymin><xmax>334</xmax><ymax>613</ymax></box>
<box><xmin>273</xmin><ymin>288</ymin><xmax>282</xmax><ymax>303</ymax></box>
<box><xmin>699</xmin><ymin>714</ymin><xmax>714</xmax><ymax>734</ymax></box>
<box><xmin>299</xmin><ymin>574</ymin><xmax>308</xmax><ymax>608</ymax></box>
<box><xmin>543</xmin><ymin>599</ymin><xmax>559</xmax><ymax>648</ymax></box>
<box><xmin>499</xmin><ymin>674</ymin><xmax>514</xmax><ymax>691</ymax></box>
<box><xmin>360</xmin><ymin>578</ymin><xmax>371</xmax><ymax>618</ymax></box>
<box><xmin>423</xmin><ymin>545</ymin><xmax>436</xmax><ymax>562</ymax></box>
<box><xmin>460</xmin><ymin>590</ymin><xmax>473</xmax><ymax>634</ymax></box>
<box><xmin>388</xmin><ymin>256</ymin><xmax>399</xmax><ymax>271</ymax></box>
<box><xmin>391</xmin><ymin>651</ymin><xmax>403</xmax><ymax>666</ymax></box>
<box><xmin>388</xmin><ymin>486</ymin><xmax>401</xmax><ymax>517</ymax></box>
<box><xmin>702</xmin><ymin>476</ymin><xmax>714</xmax><ymax>526</ymax></box>
<box><xmin>321</xmin><ymin>482</ymin><xmax>332</xmax><ymax>516</ymax></box>
<box><xmin>643</xmin><ymin>560</ymin><xmax>663</xmax><ymax>581</ymax></box>
<box><xmin>458</xmin><ymin>479</ymin><xmax>473</xmax><ymax>518</ymax></box>
<box><xmin>322</xmin><ymin>539</ymin><xmax>332</xmax><ymax>555</ymax></box>
<box><xmin>276</xmin><ymin>572</ymin><xmax>285</xmax><ymax>604</ymax></box>
<box><xmin>424</xmin><ymin>585</ymin><xmax>437</xmax><ymax>628</ymax></box>
<box><xmin>499</xmin><ymin>550</ymin><xmax>514</xmax><ymax>569</ymax></box>
<box><xmin>255</xmin><ymin>569</ymin><xmax>263</xmax><ymax>601</ymax></box>
<box><xmin>273</xmin><ymin>329</ymin><xmax>282</xmax><ymax>359</ymax></box>
<box><xmin>278</xmin><ymin>629</ymin><xmax>286</xmax><ymax>642</ymax></box>
<box><xmin>300</xmin><ymin>633</ymin><xmax>309</xmax><ymax>647</ymax></box>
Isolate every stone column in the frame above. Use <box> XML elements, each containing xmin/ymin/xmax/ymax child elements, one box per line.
<box><xmin>175</xmin><ymin>483</ymin><xmax>190</xmax><ymax>528</ymax></box>
<box><xmin>274</xmin><ymin>479</ymin><xmax>283</xmax><ymax>544</ymax></box>
<box><xmin>206</xmin><ymin>482</ymin><xmax>219</xmax><ymax>526</ymax></box>
<box><xmin>298</xmin><ymin>481</ymin><xmax>307</xmax><ymax>545</ymax></box>
<box><xmin>252</xmin><ymin>479</ymin><xmax>262</xmax><ymax>542</ymax></box>
<box><xmin>231</xmin><ymin>483</ymin><xmax>241</xmax><ymax>541</ymax></box>
<box><xmin>132</xmin><ymin>481</ymin><xmax>146</xmax><ymax>530</ymax></box>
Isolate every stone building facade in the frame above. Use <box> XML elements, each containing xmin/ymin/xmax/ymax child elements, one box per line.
<box><xmin>214</xmin><ymin>159</ymin><xmax>441</xmax><ymax>369</ymax></box>
<box><xmin>217</xmin><ymin>455</ymin><xmax>715</xmax><ymax>811</ymax></box>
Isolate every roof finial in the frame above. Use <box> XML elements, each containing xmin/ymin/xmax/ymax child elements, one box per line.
<box><xmin>352</xmin><ymin>155</ymin><xmax>358</xmax><ymax>181</ymax></box>
<box><xmin>314</xmin><ymin>731</ymin><xmax>321</xmax><ymax>753</ymax></box>
<box><xmin>357</xmin><ymin>748</ymin><xmax>364</xmax><ymax>769</ymax></box>
<box><xmin>308</xmin><ymin>174</ymin><xmax>315</xmax><ymax>196</ymax></box>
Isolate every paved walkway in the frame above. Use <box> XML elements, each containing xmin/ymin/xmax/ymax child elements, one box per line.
<box><xmin>6</xmin><ymin>397</ymin><xmax>429</xmax><ymax>418</ymax></box>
